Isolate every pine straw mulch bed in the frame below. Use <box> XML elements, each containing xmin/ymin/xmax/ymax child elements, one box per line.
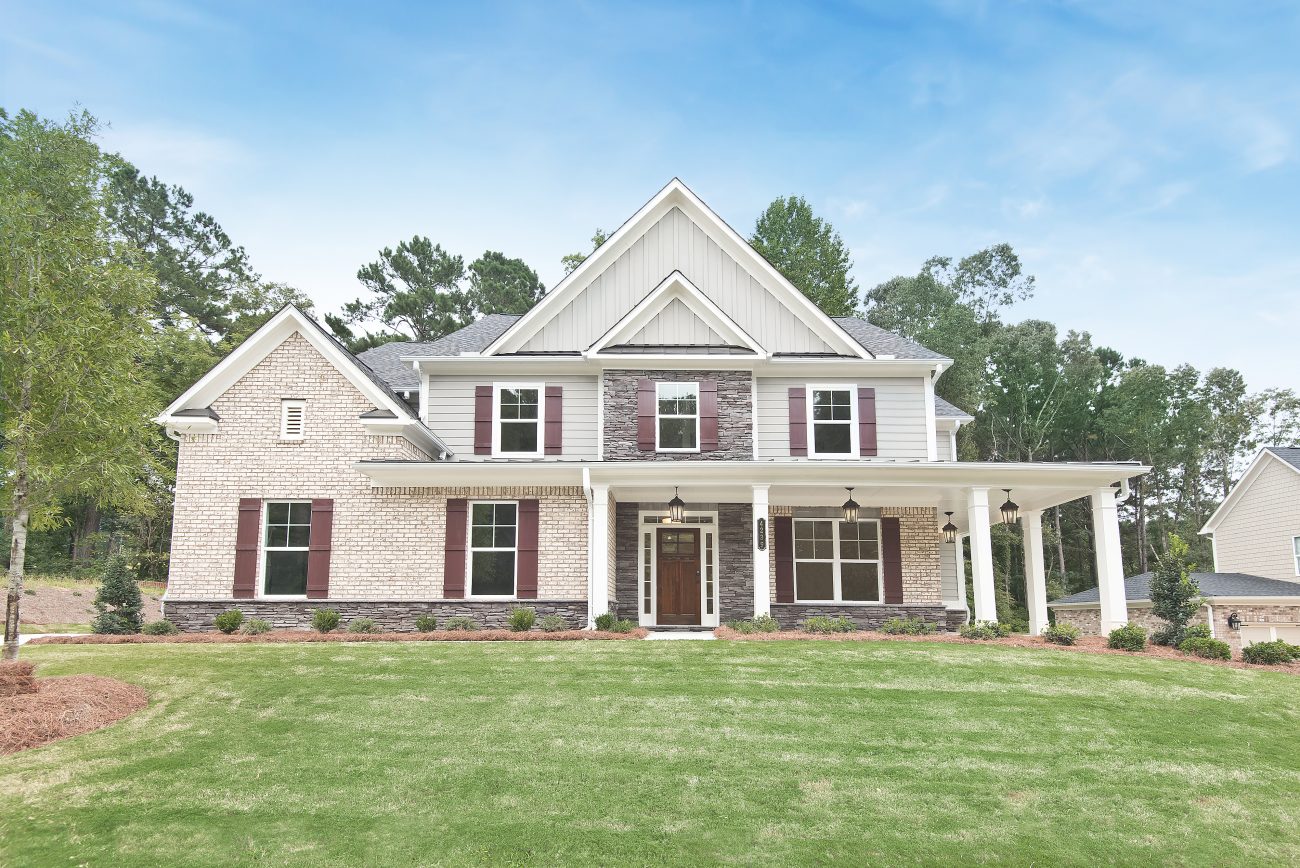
<box><xmin>1</xmin><ymin>662</ymin><xmax>149</xmax><ymax>755</ymax></box>
<box><xmin>26</xmin><ymin>628</ymin><xmax>648</xmax><ymax>646</ymax></box>
<box><xmin>713</xmin><ymin>627</ymin><xmax>1300</xmax><ymax>675</ymax></box>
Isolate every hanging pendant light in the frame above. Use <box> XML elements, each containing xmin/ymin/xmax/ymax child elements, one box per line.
<box><xmin>842</xmin><ymin>487</ymin><xmax>860</xmax><ymax>523</ymax></box>
<box><xmin>942</xmin><ymin>512</ymin><xmax>958</xmax><ymax>544</ymax></box>
<box><xmin>667</xmin><ymin>486</ymin><xmax>686</xmax><ymax>523</ymax></box>
<box><xmin>999</xmin><ymin>489</ymin><xmax>1020</xmax><ymax>524</ymax></box>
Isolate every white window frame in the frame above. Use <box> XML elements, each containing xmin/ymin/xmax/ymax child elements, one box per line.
<box><xmin>280</xmin><ymin>399</ymin><xmax>306</xmax><ymax>440</ymax></box>
<box><xmin>467</xmin><ymin>500</ymin><xmax>519</xmax><ymax>599</ymax></box>
<box><xmin>1293</xmin><ymin>535</ymin><xmax>1300</xmax><ymax>575</ymax></box>
<box><xmin>259</xmin><ymin>499</ymin><xmax>312</xmax><ymax>600</ymax></box>
<box><xmin>806</xmin><ymin>385</ymin><xmax>858</xmax><ymax>458</ymax></box>
<box><xmin>655</xmin><ymin>381</ymin><xmax>701</xmax><ymax>453</ymax></box>
<box><xmin>793</xmin><ymin>517</ymin><xmax>883</xmax><ymax>604</ymax></box>
<box><xmin>492</xmin><ymin>382</ymin><xmax>545</xmax><ymax>457</ymax></box>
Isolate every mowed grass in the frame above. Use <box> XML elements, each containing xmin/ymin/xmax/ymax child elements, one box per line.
<box><xmin>2</xmin><ymin>641</ymin><xmax>1297</xmax><ymax>866</ymax></box>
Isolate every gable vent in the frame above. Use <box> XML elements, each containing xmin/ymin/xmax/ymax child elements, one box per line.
<box><xmin>280</xmin><ymin>399</ymin><xmax>305</xmax><ymax>439</ymax></box>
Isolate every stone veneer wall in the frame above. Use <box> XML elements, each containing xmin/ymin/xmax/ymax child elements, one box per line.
<box><xmin>164</xmin><ymin>600</ymin><xmax>587</xmax><ymax>632</ymax></box>
<box><xmin>1054</xmin><ymin>603</ymin><xmax>1300</xmax><ymax>653</ymax></box>
<box><xmin>602</xmin><ymin>369</ymin><xmax>752</xmax><ymax>460</ymax></box>
<box><xmin>717</xmin><ymin>504</ymin><xmax>753</xmax><ymax>622</ymax></box>
<box><xmin>614</xmin><ymin>503</ymin><xmax>640</xmax><ymax>619</ymax></box>
<box><xmin>769</xmin><ymin>604</ymin><xmax>963</xmax><ymax>632</ymax></box>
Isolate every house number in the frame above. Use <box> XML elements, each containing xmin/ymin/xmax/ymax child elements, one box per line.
<box><xmin>756</xmin><ymin>517</ymin><xmax>767</xmax><ymax>550</ymax></box>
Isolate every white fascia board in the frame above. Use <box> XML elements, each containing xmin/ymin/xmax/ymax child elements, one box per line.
<box><xmin>1199</xmin><ymin>449</ymin><xmax>1297</xmax><ymax>534</ymax></box>
<box><xmin>482</xmin><ymin>179</ymin><xmax>868</xmax><ymax>359</ymax></box>
<box><xmin>360</xmin><ymin>417</ymin><xmax>451</xmax><ymax>459</ymax></box>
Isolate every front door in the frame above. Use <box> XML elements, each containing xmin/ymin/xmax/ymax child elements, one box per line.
<box><xmin>656</xmin><ymin>528</ymin><xmax>701</xmax><ymax>625</ymax></box>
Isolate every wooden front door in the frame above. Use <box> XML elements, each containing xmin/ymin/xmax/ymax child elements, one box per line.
<box><xmin>656</xmin><ymin>528</ymin><xmax>701</xmax><ymax>625</ymax></box>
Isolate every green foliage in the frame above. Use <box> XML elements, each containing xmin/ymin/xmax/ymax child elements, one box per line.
<box><xmin>468</xmin><ymin>251</ymin><xmax>544</xmax><ymax>315</ymax></box>
<box><xmin>91</xmin><ymin>612</ymin><xmax>138</xmax><ymax>635</ymax></box>
<box><xmin>959</xmin><ymin>621</ymin><xmax>1010</xmax><ymax>640</ymax></box>
<box><xmin>1107</xmin><ymin>624</ymin><xmax>1147</xmax><ymax>652</ymax></box>
<box><xmin>879</xmin><ymin>616</ymin><xmax>935</xmax><ymax>635</ymax></box>
<box><xmin>802</xmin><ymin>616</ymin><xmax>856</xmax><ymax>634</ymax></box>
<box><xmin>1178</xmin><ymin>636</ymin><xmax>1231</xmax><ymax>660</ymax></box>
<box><xmin>414</xmin><ymin>614</ymin><xmax>438</xmax><ymax>633</ymax></box>
<box><xmin>750</xmin><ymin>195</ymin><xmax>858</xmax><ymax>316</ymax></box>
<box><xmin>608</xmin><ymin>618</ymin><xmax>637</xmax><ymax>634</ymax></box>
<box><xmin>560</xmin><ymin>228</ymin><xmax>607</xmax><ymax>275</ymax></box>
<box><xmin>508</xmin><ymin>607</ymin><xmax>536</xmax><ymax>632</ymax></box>
<box><xmin>538</xmin><ymin>614</ymin><xmax>567</xmax><ymax>633</ymax></box>
<box><xmin>347</xmin><ymin>617</ymin><xmax>380</xmax><ymax>634</ymax></box>
<box><xmin>241</xmin><ymin>618</ymin><xmax>271</xmax><ymax>636</ymax></box>
<box><xmin>1149</xmin><ymin>534</ymin><xmax>1200</xmax><ymax>630</ymax></box>
<box><xmin>725</xmin><ymin>614</ymin><xmax>781</xmax><ymax>634</ymax></box>
<box><xmin>593</xmin><ymin>613</ymin><xmax>616</xmax><ymax>631</ymax></box>
<box><xmin>343</xmin><ymin>236</ymin><xmax>472</xmax><ymax>341</ymax></box>
<box><xmin>141</xmin><ymin>619</ymin><xmax>178</xmax><ymax>635</ymax></box>
<box><xmin>92</xmin><ymin>554</ymin><xmax>143</xmax><ymax>633</ymax></box>
<box><xmin>213</xmin><ymin>610</ymin><xmax>244</xmax><ymax>635</ymax></box>
<box><xmin>311</xmin><ymin>610</ymin><xmax>341</xmax><ymax>634</ymax></box>
<box><xmin>443</xmin><ymin>616</ymin><xmax>478</xmax><ymax>632</ymax></box>
<box><xmin>1042</xmin><ymin>622</ymin><xmax>1080</xmax><ymax>646</ymax></box>
<box><xmin>1155</xmin><ymin>622</ymin><xmax>1211</xmax><ymax>646</ymax></box>
<box><xmin>1241</xmin><ymin>641</ymin><xmax>1298</xmax><ymax>666</ymax></box>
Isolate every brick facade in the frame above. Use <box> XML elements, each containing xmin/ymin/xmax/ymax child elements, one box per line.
<box><xmin>602</xmin><ymin>369</ymin><xmax>753</xmax><ymax>460</ymax></box>
<box><xmin>1055</xmin><ymin>602</ymin><xmax>1300</xmax><ymax>653</ymax></box>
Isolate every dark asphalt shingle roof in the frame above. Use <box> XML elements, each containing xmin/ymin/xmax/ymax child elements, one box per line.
<box><xmin>1049</xmin><ymin>572</ymin><xmax>1300</xmax><ymax>606</ymax></box>
<box><xmin>832</xmin><ymin>317</ymin><xmax>947</xmax><ymax>361</ymax></box>
<box><xmin>356</xmin><ymin>315</ymin><xmax>522</xmax><ymax>391</ymax></box>
<box><xmin>934</xmin><ymin>396</ymin><xmax>974</xmax><ymax>419</ymax></box>
<box><xmin>1265</xmin><ymin>446</ymin><xmax>1300</xmax><ymax>471</ymax></box>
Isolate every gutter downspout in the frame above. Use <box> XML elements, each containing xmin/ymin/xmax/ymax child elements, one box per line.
<box><xmin>1205</xmin><ymin>603</ymin><xmax>1216</xmax><ymax>638</ymax></box>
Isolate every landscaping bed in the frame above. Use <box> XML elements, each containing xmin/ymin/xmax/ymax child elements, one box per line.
<box><xmin>27</xmin><ymin>627</ymin><xmax>648</xmax><ymax>645</ymax></box>
<box><xmin>0</xmin><ymin>662</ymin><xmax>148</xmax><ymax>755</ymax></box>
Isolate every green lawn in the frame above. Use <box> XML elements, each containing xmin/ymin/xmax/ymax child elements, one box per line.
<box><xmin>2</xmin><ymin>641</ymin><xmax>1297</xmax><ymax>866</ymax></box>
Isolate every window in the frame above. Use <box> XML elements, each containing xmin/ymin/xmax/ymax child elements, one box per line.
<box><xmin>808</xmin><ymin>387</ymin><xmax>855</xmax><ymax>456</ymax></box>
<box><xmin>794</xmin><ymin>518</ymin><xmax>881</xmax><ymax>602</ymax></box>
<box><xmin>1294</xmin><ymin>536</ymin><xmax>1300</xmax><ymax>575</ymax></box>
<box><xmin>469</xmin><ymin>502</ymin><xmax>517</xmax><ymax>596</ymax></box>
<box><xmin>657</xmin><ymin>382</ymin><xmax>699</xmax><ymax>451</ymax></box>
<box><xmin>280</xmin><ymin>399</ymin><xmax>305</xmax><ymax>440</ymax></box>
<box><xmin>263</xmin><ymin>501</ymin><xmax>311</xmax><ymax>595</ymax></box>
<box><xmin>495</xmin><ymin>385</ymin><xmax>541</xmax><ymax>455</ymax></box>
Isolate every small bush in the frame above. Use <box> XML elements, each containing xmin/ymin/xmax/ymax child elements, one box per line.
<box><xmin>508</xmin><ymin>607</ymin><xmax>536</xmax><ymax>632</ymax></box>
<box><xmin>213</xmin><ymin>610</ymin><xmax>244</xmax><ymax>635</ymax></box>
<box><xmin>803</xmin><ymin>616</ymin><xmax>856</xmax><ymax>634</ymax></box>
<box><xmin>1153</xmin><ymin>622</ymin><xmax>1212</xmax><ymax>647</ymax></box>
<box><xmin>1178</xmin><ymin>636</ymin><xmax>1231</xmax><ymax>660</ymax></box>
<box><xmin>1042</xmin><ymin>622</ymin><xmax>1080</xmax><ymax>646</ymax></box>
<box><xmin>594</xmin><ymin>613</ymin><xmax>616</xmax><ymax>631</ymax></box>
<box><xmin>725</xmin><ymin>618</ymin><xmax>756</xmax><ymax>634</ymax></box>
<box><xmin>93</xmin><ymin>554</ymin><xmax>144</xmax><ymax>633</ymax></box>
<box><xmin>609</xmin><ymin>618</ymin><xmax>637</xmax><ymax>634</ymax></box>
<box><xmin>347</xmin><ymin>617</ymin><xmax>380</xmax><ymax>634</ymax></box>
<box><xmin>141</xmin><ymin>619</ymin><xmax>179</xmax><ymax>635</ymax></box>
<box><xmin>879</xmin><ymin>616</ymin><xmax>935</xmax><ymax>636</ymax></box>
<box><xmin>539</xmin><ymin>614</ymin><xmax>567</xmax><ymax>632</ymax></box>
<box><xmin>241</xmin><ymin>618</ymin><xmax>272</xmax><ymax>635</ymax></box>
<box><xmin>726</xmin><ymin>614</ymin><xmax>781</xmax><ymax>635</ymax></box>
<box><xmin>91</xmin><ymin>612</ymin><xmax>138</xmax><ymax>635</ymax></box>
<box><xmin>958</xmin><ymin>621</ymin><xmax>1008</xmax><ymax>640</ymax></box>
<box><xmin>1184</xmin><ymin>623</ymin><xmax>1212</xmax><ymax>640</ymax></box>
<box><xmin>312</xmin><ymin>609</ymin><xmax>341</xmax><ymax>633</ymax></box>
<box><xmin>1241</xmin><ymin>640</ymin><xmax>1299</xmax><ymax>666</ymax></box>
<box><xmin>443</xmin><ymin>615</ymin><xmax>478</xmax><ymax>632</ymax></box>
<box><xmin>1107</xmin><ymin>623</ymin><xmax>1147</xmax><ymax>652</ymax></box>
<box><xmin>414</xmin><ymin>614</ymin><xmax>438</xmax><ymax>633</ymax></box>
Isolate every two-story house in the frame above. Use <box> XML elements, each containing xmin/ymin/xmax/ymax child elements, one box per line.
<box><xmin>156</xmin><ymin>180</ymin><xmax>1146</xmax><ymax>633</ymax></box>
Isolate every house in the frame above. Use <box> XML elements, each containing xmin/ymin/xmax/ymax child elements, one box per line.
<box><xmin>155</xmin><ymin>179</ymin><xmax>1146</xmax><ymax>633</ymax></box>
<box><xmin>1050</xmin><ymin>447</ymin><xmax>1300</xmax><ymax>649</ymax></box>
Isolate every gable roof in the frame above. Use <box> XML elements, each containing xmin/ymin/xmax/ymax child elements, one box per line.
<box><xmin>1266</xmin><ymin>446</ymin><xmax>1300</xmax><ymax>471</ymax></box>
<box><xmin>357</xmin><ymin>314</ymin><xmax>521</xmax><ymax>390</ymax></box>
<box><xmin>587</xmin><ymin>270</ymin><xmax>764</xmax><ymax>357</ymax></box>
<box><xmin>934</xmin><ymin>396</ymin><xmax>974</xmax><ymax>420</ymax></box>
<box><xmin>1200</xmin><ymin>446</ymin><xmax>1300</xmax><ymax>534</ymax></box>
<box><xmin>1049</xmin><ymin>572</ymin><xmax>1300</xmax><ymax>606</ymax></box>
<box><xmin>831</xmin><ymin>317</ymin><xmax>946</xmax><ymax>361</ymax></box>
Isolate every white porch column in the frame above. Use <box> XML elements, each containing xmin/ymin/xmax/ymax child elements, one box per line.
<box><xmin>1091</xmin><ymin>487</ymin><xmax>1129</xmax><ymax>633</ymax></box>
<box><xmin>752</xmin><ymin>485</ymin><xmax>771</xmax><ymax>617</ymax></box>
<box><xmin>967</xmin><ymin>487</ymin><xmax>997</xmax><ymax>623</ymax></box>
<box><xmin>1022</xmin><ymin>509</ymin><xmax>1048</xmax><ymax>635</ymax></box>
<box><xmin>588</xmin><ymin>484</ymin><xmax>610</xmax><ymax>628</ymax></box>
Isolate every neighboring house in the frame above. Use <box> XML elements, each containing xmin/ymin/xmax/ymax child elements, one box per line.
<box><xmin>156</xmin><ymin>179</ymin><xmax>1145</xmax><ymax>633</ymax></box>
<box><xmin>1050</xmin><ymin>447</ymin><xmax>1300</xmax><ymax>649</ymax></box>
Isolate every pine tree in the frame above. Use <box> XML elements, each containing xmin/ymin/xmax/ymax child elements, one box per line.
<box><xmin>91</xmin><ymin>554</ymin><xmax>143</xmax><ymax>634</ymax></box>
<box><xmin>1149</xmin><ymin>534</ymin><xmax>1200</xmax><ymax>630</ymax></box>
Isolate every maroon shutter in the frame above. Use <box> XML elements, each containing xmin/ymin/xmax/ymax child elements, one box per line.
<box><xmin>774</xmin><ymin>516</ymin><xmax>795</xmax><ymax>603</ymax></box>
<box><xmin>444</xmin><ymin>499</ymin><xmax>468</xmax><ymax>598</ymax></box>
<box><xmin>474</xmin><ymin>386</ymin><xmax>493</xmax><ymax>455</ymax></box>
<box><xmin>306</xmin><ymin>498</ymin><xmax>334</xmax><ymax>599</ymax></box>
<box><xmin>516</xmin><ymin>500</ymin><xmax>539</xmax><ymax>599</ymax></box>
<box><xmin>637</xmin><ymin>378</ymin><xmax>656</xmax><ymax>451</ymax></box>
<box><xmin>881</xmin><ymin>516</ymin><xmax>903</xmax><ymax>604</ymax></box>
<box><xmin>700</xmin><ymin>379</ymin><xmax>718</xmax><ymax>451</ymax></box>
<box><xmin>787</xmin><ymin>387</ymin><xmax>807</xmax><ymax>456</ymax></box>
<box><xmin>858</xmin><ymin>387</ymin><xmax>878</xmax><ymax>457</ymax></box>
<box><xmin>544</xmin><ymin>386</ymin><xmax>563</xmax><ymax>455</ymax></box>
<box><xmin>233</xmin><ymin>498</ymin><xmax>261</xmax><ymax>599</ymax></box>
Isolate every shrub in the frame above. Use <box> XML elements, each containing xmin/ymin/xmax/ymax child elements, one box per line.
<box><xmin>414</xmin><ymin>614</ymin><xmax>438</xmax><ymax>633</ymax></box>
<box><xmin>1107</xmin><ymin>624</ymin><xmax>1147</xmax><ymax>652</ymax></box>
<box><xmin>594</xmin><ymin>613</ymin><xmax>616</xmax><ymax>631</ymax></box>
<box><xmin>443</xmin><ymin>615</ymin><xmax>478</xmax><ymax>632</ymax></box>
<box><xmin>959</xmin><ymin>621</ymin><xmax>1008</xmax><ymax>640</ymax></box>
<box><xmin>312</xmin><ymin>609</ymin><xmax>341</xmax><ymax>633</ymax></box>
<box><xmin>141</xmin><ymin>619</ymin><xmax>179</xmax><ymax>635</ymax></box>
<box><xmin>725</xmin><ymin>618</ymin><xmax>756</xmax><ymax>634</ymax></box>
<box><xmin>213</xmin><ymin>610</ymin><xmax>244</xmax><ymax>635</ymax></box>
<box><xmin>92</xmin><ymin>553</ymin><xmax>143</xmax><ymax>634</ymax></box>
<box><xmin>539</xmin><ymin>614</ymin><xmax>567</xmax><ymax>633</ymax></box>
<box><xmin>91</xmin><ymin>612</ymin><xmax>138</xmax><ymax>635</ymax></box>
<box><xmin>880</xmin><ymin>616</ymin><xmax>935</xmax><ymax>636</ymax></box>
<box><xmin>725</xmin><ymin>614</ymin><xmax>780</xmax><ymax>635</ymax></box>
<box><xmin>1184</xmin><ymin>623</ymin><xmax>1212</xmax><ymax>640</ymax></box>
<box><xmin>347</xmin><ymin>617</ymin><xmax>380</xmax><ymax>634</ymax></box>
<box><xmin>1042</xmin><ymin>622</ymin><xmax>1080</xmax><ymax>646</ymax></box>
<box><xmin>609</xmin><ymin>618</ymin><xmax>637</xmax><ymax>634</ymax></box>
<box><xmin>508</xmin><ymin>607</ymin><xmax>536</xmax><ymax>632</ymax></box>
<box><xmin>803</xmin><ymin>616</ymin><xmax>856</xmax><ymax>634</ymax></box>
<box><xmin>1241</xmin><ymin>640</ymin><xmax>1299</xmax><ymax>666</ymax></box>
<box><xmin>1153</xmin><ymin>622</ymin><xmax>1212</xmax><ymax>647</ymax></box>
<box><xmin>241</xmin><ymin>618</ymin><xmax>272</xmax><ymax>635</ymax></box>
<box><xmin>1150</xmin><ymin>533</ymin><xmax>1201</xmax><ymax>632</ymax></box>
<box><xmin>1178</xmin><ymin>636</ymin><xmax>1231</xmax><ymax>660</ymax></box>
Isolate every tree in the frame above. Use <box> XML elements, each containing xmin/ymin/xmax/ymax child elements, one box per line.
<box><xmin>560</xmin><ymin>228</ymin><xmax>607</xmax><ymax>275</ymax></box>
<box><xmin>324</xmin><ymin>315</ymin><xmax>405</xmax><ymax>353</ymax></box>
<box><xmin>750</xmin><ymin>196</ymin><xmax>857</xmax><ymax>316</ymax></box>
<box><xmin>1148</xmin><ymin>534</ymin><xmax>1200</xmax><ymax>635</ymax></box>
<box><xmin>340</xmin><ymin>236</ymin><xmax>472</xmax><ymax>341</ymax></box>
<box><xmin>468</xmin><ymin>250</ymin><xmax>544</xmax><ymax>315</ymax></box>
<box><xmin>90</xmin><ymin>553</ymin><xmax>143</xmax><ymax>634</ymax></box>
<box><xmin>1</xmin><ymin>109</ymin><xmax>160</xmax><ymax>659</ymax></box>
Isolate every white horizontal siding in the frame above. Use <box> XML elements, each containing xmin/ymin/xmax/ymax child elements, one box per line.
<box><xmin>756</xmin><ymin>377</ymin><xmax>930</xmax><ymax>460</ymax></box>
<box><xmin>425</xmin><ymin>375</ymin><xmax>598</xmax><ymax>460</ymax></box>
<box><xmin>939</xmin><ymin>538</ymin><xmax>962</xmax><ymax>603</ymax></box>
<box><xmin>935</xmin><ymin>431</ymin><xmax>954</xmax><ymax>461</ymax></box>
<box><xmin>1214</xmin><ymin>457</ymin><xmax>1300</xmax><ymax>582</ymax></box>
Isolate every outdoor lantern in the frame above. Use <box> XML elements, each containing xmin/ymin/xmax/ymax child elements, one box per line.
<box><xmin>942</xmin><ymin>512</ymin><xmax>959</xmax><ymax>544</ymax></box>
<box><xmin>999</xmin><ymin>489</ymin><xmax>1020</xmax><ymax>524</ymax></box>
<box><xmin>667</xmin><ymin>486</ymin><xmax>686</xmax><ymax>523</ymax></box>
<box><xmin>842</xmin><ymin>487</ymin><xmax>860</xmax><ymax>523</ymax></box>
<box><xmin>1228</xmin><ymin>611</ymin><xmax>1242</xmax><ymax>630</ymax></box>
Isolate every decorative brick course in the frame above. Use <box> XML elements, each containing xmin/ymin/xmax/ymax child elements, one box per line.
<box><xmin>602</xmin><ymin>369</ymin><xmax>752</xmax><ymax>460</ymax></box>
<box><xmin>163</xmin><ymin>599</ymin><xmax>587</xmax><ymax>633</ymax></box>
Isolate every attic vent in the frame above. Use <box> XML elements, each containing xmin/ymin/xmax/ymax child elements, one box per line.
<box><xmin>280</xmin><ymin>399</ymin><xmax>305</xmax><ymax>440</ymax></box>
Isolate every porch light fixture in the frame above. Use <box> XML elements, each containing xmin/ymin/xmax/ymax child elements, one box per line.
<box><xmin>667</xmin><ymin>487</ymin><xmax>686</xmax><ymax>524</ymax></box>
<box><xmin>1227</xmin><ymin>611</ymin><xmax>1242</xmax><ymax>631</ymax></box>
<box><xmin>942</xmin><ymin>512</ymin><xmax>958</xmax><ymax>544</ymax></box>
<box><xmin>999</xmin><ymin>489</ymin><xmax>1020</xmax><ymax>524</ymax></box>
<box><xmin>841</xmin><ymin>487</ymin><xmax>860</xmax><ymax>523</ymax></box>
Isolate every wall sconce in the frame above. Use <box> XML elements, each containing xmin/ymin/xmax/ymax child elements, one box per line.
<box><xmin>1227</xmin><ymin>612</ymin><xmax>1242</xmax><ymax>630</ymax></box>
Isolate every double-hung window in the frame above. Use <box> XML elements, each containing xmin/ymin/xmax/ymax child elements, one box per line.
<box><xmin>1294</xmin><ymin>536</ymin><xmax>1300</xmax><ymax>575</ymax></box>
<box><xmin>793</xmin><ymin>518</ymin><xmax>881</xmax><ymax>602</ymax></box>
<box><xmin>808</xmin><ymin>387</ymin><xmax>855</xmax><ymax>456</ymax></box>
<box><xmin>657</xmin><ymin>382</ymin><xmax>699</xmax><ymax>451</ymax></box>
<box><xmin>469</xmin><ymin>502</ymin><xmax>517</xmax><ymax>596</ymax></box>
<box><xmin>495</xmin><ymin>385</ymin><xmax>541</xmax><ymax>455</ymax></box>
<box><xmin>263</xmin><ymin>501</ymin><xmax>312</xmax><ymax>596</ymax></box>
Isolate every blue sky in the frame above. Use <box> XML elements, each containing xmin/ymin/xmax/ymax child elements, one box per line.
<box><xmin>4</xmin><ymin>1</ymin><xmax>1298</xmax><ymax>390</ymax></box>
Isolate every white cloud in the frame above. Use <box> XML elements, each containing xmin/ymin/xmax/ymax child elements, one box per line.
<box><xmin>99</xmin><ymin>121</ymin><xmax>251</xmax><ymax>189</ymax></box>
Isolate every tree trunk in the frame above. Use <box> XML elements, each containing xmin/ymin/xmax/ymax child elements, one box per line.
<box><xmin>1135</xmin><ymin>476</ymin><xmax>1149</xmax><ymax>574</ymax></box>
<box><xmin>1053</xmin><ymin>506</ymin><xmax>1067</xmax><ymax>580</ymax></box>
<box><xmin>3</xmin><ymin>471</ymin><xmax>29</xmax><ymax>661</ymax></box>
<box><xmin>72</xmin><ymin>500</ymin><xmax>100</xmax><ymax>564</ymax></box>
